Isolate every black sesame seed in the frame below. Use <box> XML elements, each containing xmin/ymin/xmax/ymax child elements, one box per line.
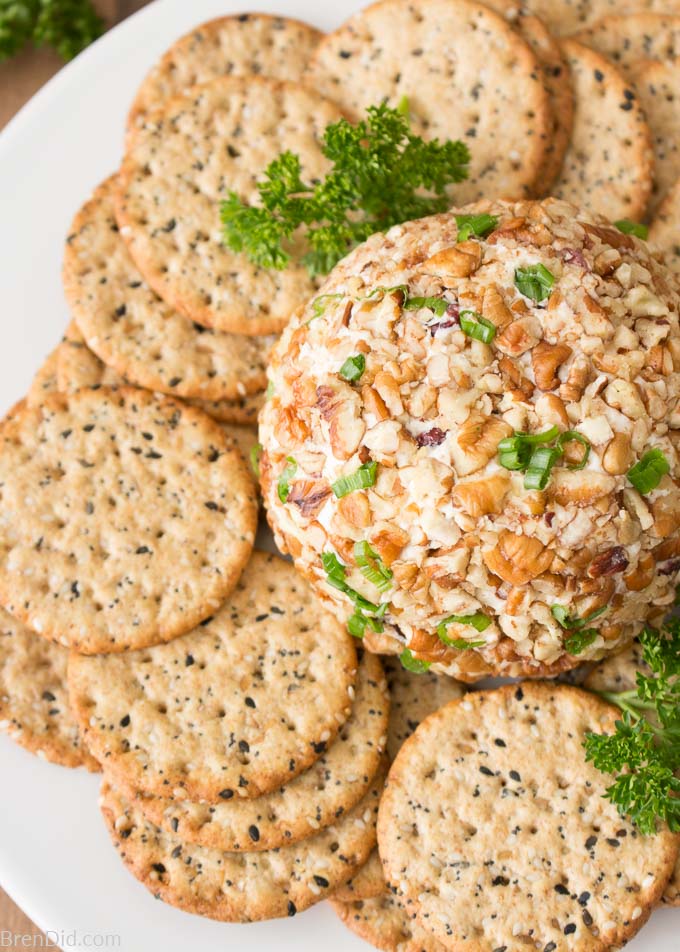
<box><xmin>494</xmin><ymin>738</ymin><xmax>506</xmax><ymax>747</ymax></box>
<box><xmin>554</xmin><ymin>884</ymin><xmax>569</xmax><ymax>895</ymax></box>
<box><xmin>219</xmin><ymin>789</ymin><xmax>234</xmax><ymax>799</ymax></box>
<box><xmin>239</xmin><ymin>740</ymin><xmax>250</xmax><ymax>753</ymax></box>
<box><xmin>479</xmin><ymin>766</ymin><xmax>494</xmax><ymax>776</ymax></box>
<box><xmin>171</xmin><ymin>846</ymin><xmax>182</xmax><ymax>859</ymax></box>
<box><xmin>585</xmin><ymin>835</ymin><xmax>597</xmax><ymax>849</ymax></box>
<box><xmin>185</xmin><ymin>654</ymin><xmax>195</xmax><ymax>667</ymax></box>
<box><xmin>578</xmin><ymin>891</ymin><xmax>590</xmax><ymax>905</ymax></box>
<box><xmin>564</xmin><ymin>924</ymin><xmax>576</xmax><ymax>935</ymax></box>
<box><xmin>245</xmin><ymin>697</ymin><xmax>256</xmax><ymax>708</ymax></box>
<box><xmin>152</xmin><ymin>863</ymin><xmax>166</xmax><ymax>873</ymax></box>
<box><xmin>204</xmin><ymin>501</ymin><xmax>219</xmax><ymax>511</ymax></box>
<box><xmin>510</xmin><ymin>770</ymin><xmax>521</xmax><ymax>781</ymax></box>
<box><xmin>582</xmin><ymin>909</ymin><xmax>593</xmax><ymax>927</ymax></box>
<box><xmin>492</xmin><ymin>876</ymin><xmax>509</xmax><ymax>886</ymax></box>
<box><xmin>120</xmin><ymin>714</ymin><xmax>131</xmax><ymax>728</ymax></box>
<box><xmin>136</xmin><ymin>546</ymin><xmax>151</xmax><ymax>555</ymax></box>
<box><xmin>339</xmin><ymin>50</ymin><xmax>351</xmax><ymax>58</ymax></box>
<box><xmin>515</xmin><ymin>687</ymin><xmax>524</xmax><ymax>700</ymax></box>
<box><xmin>171</xmin><ymin>818</ymin><xmax>179</xmax><ymax>832</ymax></box>
<box><xmin>594</xmin><ymin>69</ymin><xmax>604</xmax><ymax>82</ymax></box>
<box><xmin>313</xmin><ymin>875</ymin><xmax>330</xmax><ymax>888</ymax></box>
<box><xmin>168</xmin><ymin>377</ymin><xmax>182</xmax><ymax>388</ymax></box>
<box><xmin>312</xmin><ymin>741</ymin><xmax>327</xmax><ymax>754</ymax></box>
<box><xmin>287</xmin><ymin>901</ymin><xmax>297</xmax><ymax>917</ymax></box>
<box><xmin>248</xmin><ymin>825</ymin><xmax>260</xmax><ymax>842</ymax></box>
<box><xmin>544</xmin><ymin>944</ymin><xmax>557</xmax><ymax>952</ymax></box>
<box><xmin>114</xmin><ymin>304</ymin><xmax>126</xmax><ymax>318</ymax></box>
<box><xmin>606</xmin><ymin>838</ymin><xmax>620</xmax><ymax>847</ymax></box>
<box><xmin>119</xmin><ymin>828</ymin><xmax>131</xmax><ymax>839</ymax></box>
<box><xmin>42</xmin><ymin>691</ymin><xmax>56</xmax><ymax>702</ymax></box>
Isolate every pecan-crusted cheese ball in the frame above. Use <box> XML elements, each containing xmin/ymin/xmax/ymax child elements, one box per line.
<box><xmin>259</xmin><ymin>199</ymin><xmax>680</xmax><ymax>681</ymax></box>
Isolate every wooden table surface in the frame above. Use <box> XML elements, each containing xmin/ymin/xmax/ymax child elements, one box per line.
<box><xmin>0</xmin><ymin>3</ymin><xmax>148</xmax><ymax>939</ymax></box>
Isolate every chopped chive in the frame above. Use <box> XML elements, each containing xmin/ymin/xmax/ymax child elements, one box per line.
<box><xmin>399</xmin><ymin>649</ymin><xmax>431</xmax><ymax>673</ymax></box>
<box><xmin>403</xmin><ymin>295</ymin><xmax>448</xmax><ymax>316</ymax></box>
<box><xmin>499</xmin><ymin>447</ymin><xmax>531</xmax><ymax>471</ymax></box>
<box><xmin>339</xmin><ymin>354</ymin><xmax>366</xmax><ymax>383</ymax></box>
<box><xmin>614</xmin><ymin>219</ymin><xmax>649</xmax><ymax>240</ymax></box>
<box><xmin>556</xmin><ymin>430</ymin><xmax>590</xmax><ymax>470</ymax></box>
<box><xmin>564</xmin><ymin>629</ymin><xmax>598</xmax><ymax>655</ymax></box>
<box><xmin>354</xmin><ymin>540</ymin><xmax>393</xmax><ymax>592</ymax></box>
<box><xmin>437</xmin><ymin>612</ymin><xmax>490</xmax><ymax>647</ymax></box>
<box><xmin>627</xmin><ymin>449</ymin><xmax>670</xmax><ymax>494</ymax></box>
<box><xmin>396</xmin><ymin>94</ymin><xmax>410</xmax><ymax>119</ymax></box>
<box><xmin>524</xmin><ymin>446</ymin><xmax>562</xmax><ymax>491</ymax></box>
<box><xmin>514</xmin><ymin>263</ymin><xmax>555</xmax><ymax>303</ymax></box>
<box><xmin>499</xmin><ymin>426</ymin><xmax>559</xmax><ymax>449</ymax></box>
<box><xmin>455</xmin><ymin>213</ymin><xmax>498</xmax><ymax>242</ymax></box>
<box><xmin>366</xmin><ymin>284</ymin><xmax>408</xmax><ymax>299</ymax></box>
<box><xmin>551</xmin><ymin>604</ymin><xmax>607</xmax><ymax>630</ymax></box>
<box><xmin>459</xmin><ymin>309</ymin><xmax>496</xmax><ymax>344</ymax></box>
<box><xmin>309</xmin><ymin>293</ymin><xmax>344</xmax><ymax>321</ymax></box>
<box><xmin>348</xmin><ymin>606</ymin><xmax>386</xmax><ymax>639</ymax></box>
<box><xmin>321</xmin><ymin>551</ymin><xmax>385</xmax><ymax>614</ymax></box>
<box><xmin>250</xmin><ymin>442</ymin><xmax>262</xmax><ymax>479</ymax></box>
<box><xmin>331</xmin><ymin>461</ymin><xmax>378</xmax><ymax>498</ymax></box>
<box><xmin>277</xmin><ymin>456</ymin><xmax>297</xmax><ymax>503</ymax></box>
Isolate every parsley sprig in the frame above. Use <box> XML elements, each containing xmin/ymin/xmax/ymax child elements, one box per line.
<box><xmin>221</xmin><ymin>103</ymin><xmax>470</xmax><ymax>277</ymax></box>
<box><xmin>1</xmin><ymin>0</ymin><xmax>103</xmax><ymax>62</ymax></box>
<box><xmin>585</xmin><ymin>621</ymin><xmax>680</xmax><ymax>834</ymax></box>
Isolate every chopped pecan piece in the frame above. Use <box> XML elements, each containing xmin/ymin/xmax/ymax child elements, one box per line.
<box><xmin>587</xmin><ymin>546</ymin><xmax>629</xmax><ymax>578</ymax></box>
<box><xmin>287</xmin><ymin>480</ymin><xmax>331</xmax><ymax>518</ymax></box>
<box><xmin>451</xmin><ymin>473</ymin><xmax>510</xmax><ymax>517</ymax></box>
<box><xmin>531</xmin><ymin>340</ymin><xmax>572</xmax><ymax>391</ymax></box>
<box><xmin>483</xmin><ymin>531</ymin><xmax>553</xmax><ymax>585</ymax></box>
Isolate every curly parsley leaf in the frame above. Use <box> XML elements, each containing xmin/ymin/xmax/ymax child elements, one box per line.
<box><xmin>1</xmin><ymin>0</ymin><xmax>103</xmax><ymax>62</ymax></box>
<box><xmin>221</xmin><ymin>103</ymin><xmax>470</xmax><ymax>277</ymax></box>
<box><xmin>584</xmin><ymin>620</ymin><xmax>680</xmax><ymax>834</ymax></box>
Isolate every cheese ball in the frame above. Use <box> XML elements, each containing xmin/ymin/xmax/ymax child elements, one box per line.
<box><xmin>260</xmin><ymin>199</ymin><xmax>680</xmax><ymax>681</ymax></box>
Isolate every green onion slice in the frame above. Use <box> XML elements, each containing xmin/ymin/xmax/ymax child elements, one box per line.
<box><xmin>551</xmin><ymin>604</ymin><xmax>607</xmax><ymax>630</ymax></box>
<box><xmin>556</xmin><ymin>430</ymin><xmax>591</xmax><ymax>470</ymax></box>
<box><xmin>455</xmin><ymin>213</ymin><xmax>498</xmax><ymax>242</ymax></box>
<box><xmin>400</xmin><ymin>649</ymin><xmax>432</xmax><ymax>673</ymax></box>
<box><xmin>627</xmin><ymin>449</ymin><xmax>670</xmax><ymax>494</ymax></box>
<box><xmin>396</xmin><ymin>94</ymin><xmax>410</xmax><ymax>119</ymax></box>
<box><xmin>354</xmin><ymin>540</ymin><xmax>393</xmax><ymax>592</ymax></box>
<box><xmin>321</xmin><ymin>551</ymin><xmax>387</xmax><ymax>615</ymax></box>
<box><xmin>514</xmin><ymin>264</ymin><xmax>555</xmax><ymax>303</ymax></box>
<box><xmin>564</xmin><ymin>629</ymin><xmax>598</xmax><ymax>655</ymax></box>
<box><xmin>347</xmin><ymin>607</ymin><xmax>386</xmax><ymax>639</ymax></box>
<box><xmin>403</xmin><ymin>295</ymin><xmax>448</xmax><ymax>316</ymax></box>
<box><xmin>277</xmin><ymin>456</ymin><xmax>297</xmax><ymax>503</ymax></box>
<box><xmin>614</xmin><ymin>219</ymin><xmax>649</xmax><ymax>240</ymax></box>
<box><xmin>499</xmin><ymin>426</ymin><xmax>559</xmax><ymax>450</ymax></box>
<box><xmin>524</xmin><ymin>446</ymin><xmax>562</xmax><ymax>491</ymax></box>
<box><xmin>339</xmin><ymin>354</ymin><xmax>366</xmax><ymax>383</ymax></box>
<box><xmin>250</xmin><ymin>442</ymin><xmax>262</xmax><ymax>479</ymax></box>
<box><xmin>366</xmin><ymin>284</ymin><xmax>408</xmax><ymax>299</ymax></box>
<box><xmin>459</xmin><ymin>310</ymin><xmax>496</xmax><ymax>344</ymax></box>
<box><xmin>309</xmin><ymin>293</ymin><xmax>344</xmax><ymax>321</ymax></box>
<box><xmin>332</xmin><ymin>461</ymin><xmax>378</xmax><ymax>498</ymax></box>
<box><xmin>265</xmin><ymin>379</ymin><xmax>275</xmax><ymax>399</ymax></box>
<box><xmin>437</xmin><ymin>612</ymin><xmax>490</xmax><ymax>647</ymax></box>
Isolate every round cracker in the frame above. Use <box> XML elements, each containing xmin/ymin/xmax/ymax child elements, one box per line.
<box><xmin>551</xmin><ymin>40</ymin><xmax>653</xmax><ymax>221</ymax></box>
<box><xmin>629</xmin><ymin>59</ymin><xmax>680</xmax><ymax>217</ymax></box>
<box><xmin>574</xmin><ymin>14</ymin><xmax>680</xmax><ymax>78</ymax></box>
<box><xmin>117</xmin><ymin>76</ymin><xmax>343</xmax><ymax>335</ymax></box>
<box><xmin>484</xmin><ymin>0</ymin><xmax>573</xmax><ymax>190</ymax></box>
<box><xmin>331</xmin><ymin>895</ymin><xmax>446</xmax><ymax>952</ymax></box>
<box><xmin>0</xmin><ymin>387</ymin><xmax>257</xmax><ymax>653</ymax></box>
<box><xmin>128</xmin><ymin>13</ymin><xmax>323</xmax><ymax>129</ymax></box>
<box><xmin>333</xmin><ymin>848</ymin><xmax>385</xmax><ymax>902</ymax></box>
<box><xmin>0</xmin><ymin>606</ymin><xmax>98</xmax><ymax>770</ymax></box>
<box><xmin>26</xmin><ymin>347</ymin><xmax>61</xmax><ymax>408</ymax></box>
<box><xmin>521</xmin><ymin>0</ymin><xmax>680</xmax><ymax>36</ymax></box>
<box><xmin>56</xmin><ymin>320</ymin><xmax>267</xmax><ymax>425</ymax></box>
<box><xmin>584</xmin><ymin>644</ymin><xmax>680</xmax><ymax>907</ymax></box>
<box><xmin>650</xmin><ymin>176</ymin><xmax>680</xmax><ymax>277</ymax></box>
<box><xmin>307</xmin><ymin>0</ymin><xmax>552</xmax><ymax>204</ymax></box>
<box><xmin>378</xmin><ymin>682</ymin><xmax>679</xmax><ymax>950</ymax></box>
<box><xmin>99</xmin><ymin>765</ymin><xmax>384</xmax><ymax>922</ymax></box>
<box><xmin>383</xmin><ymin>656</ymin><xmax>465</xmax><ymax>762</ymax></box>
<box><xmin>64</xmin><ymin>176</ymin><xmax>273</xmax><ymax>401</ymax></box>
<box><xmin>69</xmin><ymin>552</ymin><xmax>358</xmax><ymax>801</ymax></box>
<box><xmin>122</xmin><ymin>652</ymin><xmax>387</xmax><ymax>850</ymax></box>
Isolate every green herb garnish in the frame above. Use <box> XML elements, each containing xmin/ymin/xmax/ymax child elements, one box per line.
<box><xmin>1</xmin><ymin>0</ymin><xmax>103</xmax><ymax>62</ymax></box>
<box><xmin>455</xmin><ymin>213</ymin><xmax>498</xmax><ymax>242</ymax></box>
<box><xmin>498</xmin><ymin>426</ymin><xmax>590</xmax><ymax>490</ymax></box>
<box><xmin>331</xmin><ymin>461</ymin><xmax>378</xmax><ymax>498</ymax></box>
<box><xmin>437</xmin><ymin>612</ymin><xmax>491</xmax><ymax>646</ymax></box>
<box><xmin>339</xmin><ymin>354</ymin><xmax>366</xmax><ymax>383</ymax></box>
<box><xmin>459</xmin><ymin>310</ymin><xmax>496</xmax><ymax>344</ymax></box>
<box><xmin>552</xmin><ymin>604</ymin><xmax>606</xmax><ymax>655</ymax></box>
<box><xmin>221</xmin><ymin>103</ymin><xmax>470</xmax><ymax>277</ymax></box>
<box><xmin>250</xmin><ymin>443</ymin><xmax>262</xmax><ymax>479</ymax></box>
<box><xmin>614</xmin><ymin>220</ymin><xmax>649</xmax><ymax>240</ymax></box>
<box><xmin>310</xmin><ymin>293</ymin><xmax>344</xmax><ymax>320</ymax></box>
<box><xmin>514</xmin><ymin>264</ymin><xmax>555</xmax><ymax>303</ymax></box>
<box><xmin>564</xmin><ymin>629</ymin><xmax>599</xmax><ymax>656</ymax></box>
<box><xmin>400</xmin><ymin>649</ymin><xmax>431</xmax><ymax>673</ymax></box>
<box><xmin>277</xmin><ymin>457</ymin><xmax>297</xmax><ymax>503</ymax></box>
<box><xmin>354</xmin><ymin>540</ymin><xmax>393</xmax><ymax>593</ymax></box>
<box><xmin>627</xmin><ymin>449</ymin><xmax>670</xmax><ymax>494</ymax></box>
<box><xmin>403</xmin><ymin>296</ymin><xmax>448</xmax><ymax>316</ymax></box>
<box><xmin>585</xmin><ymin>621</ymin><xmax>680</xmax><ymax>834</ymax></box>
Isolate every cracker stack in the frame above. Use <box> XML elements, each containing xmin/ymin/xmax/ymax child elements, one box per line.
<box><xmin>2</xmin><ymin>1</ymin><xmax>680</xmax><ymax>944</ymax></box>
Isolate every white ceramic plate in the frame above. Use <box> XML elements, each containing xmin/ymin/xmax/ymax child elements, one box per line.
<box><xmin>0</xmin><ymin>1</ymin><xmax>677</xmax><ymax>949</ymax></box>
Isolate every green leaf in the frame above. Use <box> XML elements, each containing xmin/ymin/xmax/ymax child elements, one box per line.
<box><xmin>400</xmin><ymin>649</ymin><xmax>431</xmax><ymax>673</ymax></box>
<box><xmin>455</xmin><ymin>213</ymin><xmax>498</xmax><ymax>242</ymax></box>
<box><xmin>221</xmin><ymin>103</ymin><xmax>470</xmax><ymax>276</ymax></box>
<box><xmin>0</xmin><ymin>0</ymin><xmax>38</xmax><ymax>61</ymax></box>
<box><xmin>614</xmin><ymin>219</ymin><xmax>649</xmax><ymax>240</ymax></box>
<box><xmin>514</xmin><ymin>263</ymin><xmax>555</xmax><ymax>303</ymax></box>
<box><xmin>277</xmin><ymin>457</ymin><xmax>297</xmax><ymax>503</ymax></box>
